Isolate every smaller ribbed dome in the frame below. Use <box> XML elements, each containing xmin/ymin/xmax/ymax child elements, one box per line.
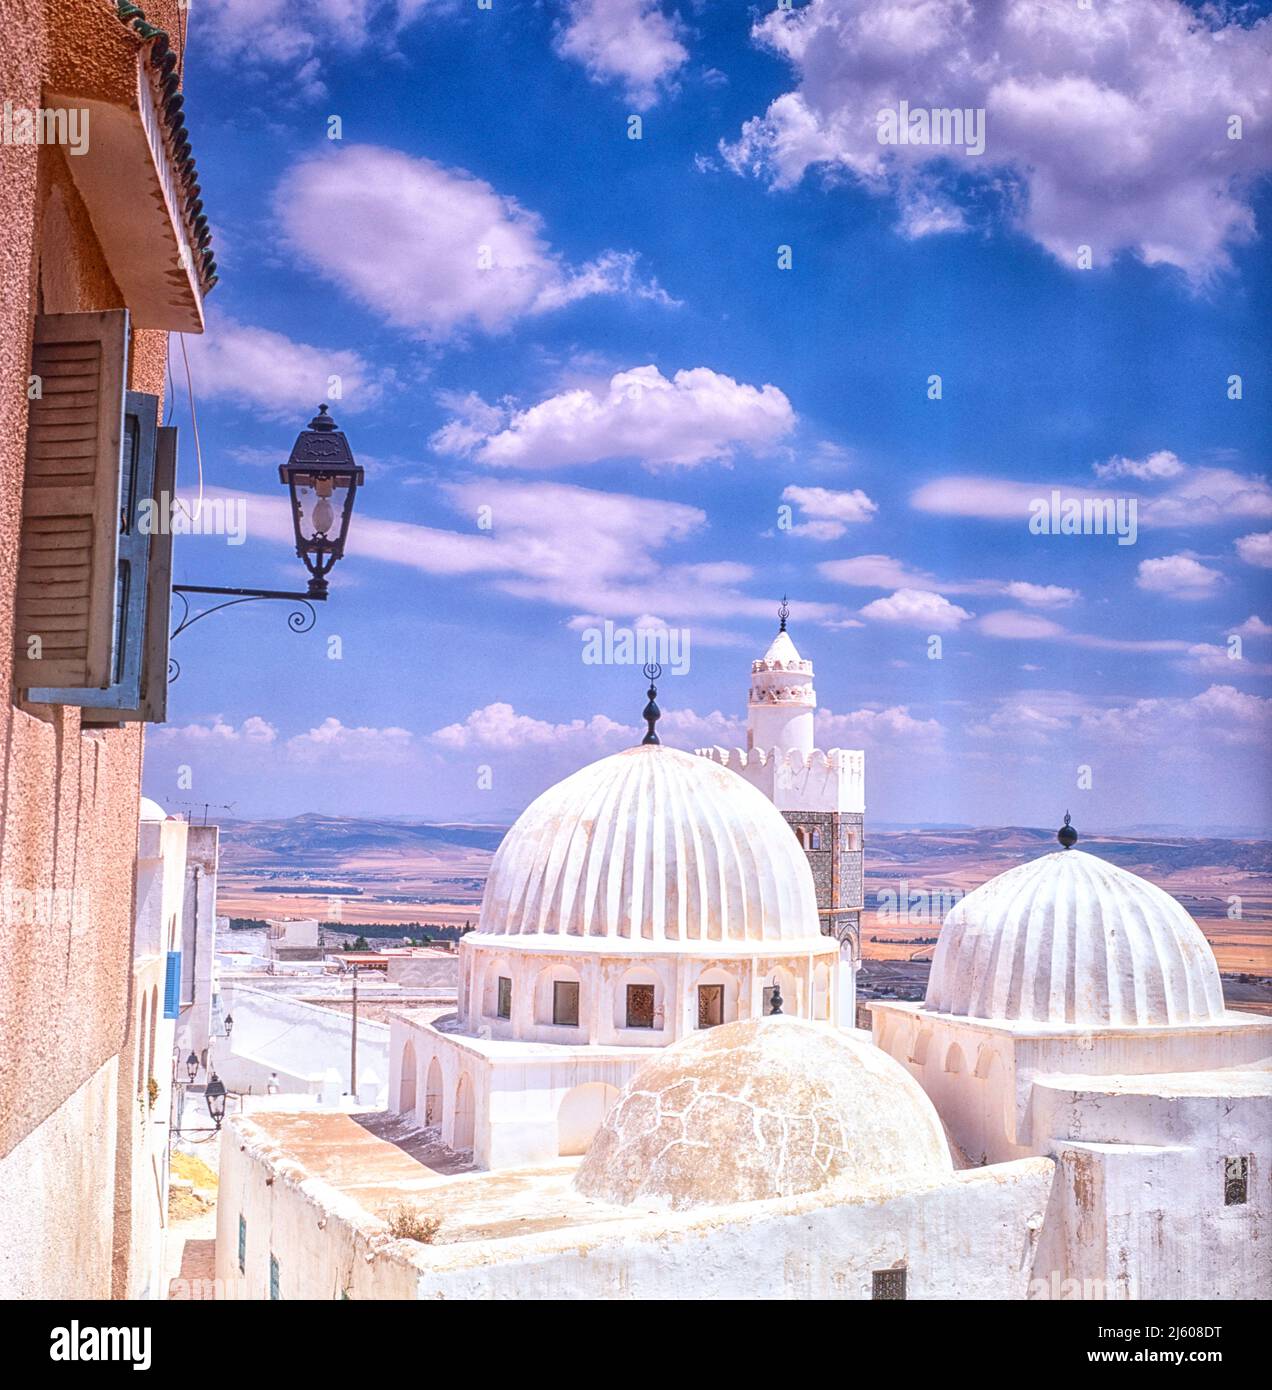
<box><xmin>574</xmin><ymin>1018</ymin><xmax>952</xmax><ymax>1210</ymax></box>
<box><xmin>926</xmin><ymin>849</ymin><xmax>1225</xmax><ymax>1028</ymax></box>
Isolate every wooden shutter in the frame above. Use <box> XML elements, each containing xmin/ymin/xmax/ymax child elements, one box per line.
<box><xmin>14</xmin><ymin>310</ymin><xmax>128</xmax><ymax>689</ymax></box>
<box><xmin>30</xmin><ymin>391</ymin><xmax>167</xmax><ymax>718</ymax></box>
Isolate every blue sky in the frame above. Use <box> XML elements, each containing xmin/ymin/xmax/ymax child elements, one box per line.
<box><xmin>144</xmin><ymin>0</ymin><xmax>1272</xmax><ymax>833</ymax></box>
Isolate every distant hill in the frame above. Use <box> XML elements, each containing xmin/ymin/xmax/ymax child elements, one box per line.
<box><xmin>217</xmin><ymin>813</ymin><xmax>508</xmax><ymax>862</ymax></box>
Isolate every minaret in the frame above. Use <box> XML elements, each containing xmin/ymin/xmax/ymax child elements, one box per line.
<box><xmin>697</xmin><ymin>598</ymin><xmax>865</xmax><ymax>1031</ymax></box>
<box><xmin>747</xmin><ymin>597</ymin><xmax>816</xmax><ymax>755</ymax></box>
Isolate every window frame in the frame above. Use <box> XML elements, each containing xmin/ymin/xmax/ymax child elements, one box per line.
<box><xmin>552</xmin><ymin>979</ymin><xmax>580</xmax><ymax>1027</ymax></box>
<box><xmin>495</xmin><ymin>975</ymin><xmax>512</xmax><ymax>1020</ymax></box>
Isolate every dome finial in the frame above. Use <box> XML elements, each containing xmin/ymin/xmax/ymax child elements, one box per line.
<box><xmin>641</xmin><ymin>662</ymin><xmax>662</xmax><ymax>745</ymax></box>
<box><xmin>778</xmin><ymin>594</ymin><xmax>790</xmax><ymax>632</ymax></box>
<box><xmin>1058</xmin><ymin>811</ymin><xmax>1077</xmax><ymax>849</ymax></box>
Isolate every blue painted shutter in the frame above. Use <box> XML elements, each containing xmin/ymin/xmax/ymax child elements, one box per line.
<box><xmin>238</xmin><ymin>1215</ymin><xmax>246</xmax><ymax>1274</ymax></box>
<box><xmin>269</xmin><ymin>1254</ymin><xmax>280</xmax><ymax>1300</ymax></box>
<box><xmin>163</xmin><ymin>950</ymin><xmax>181</xmax><ymax>1019</ymax></box>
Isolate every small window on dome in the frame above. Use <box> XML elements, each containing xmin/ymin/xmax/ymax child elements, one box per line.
<box><xmin>626</xmin><ymin>983</ymin><xmax>655</xmax><ymax>1029</ymax></box>
<box><xmin>553</xmin><ymin>980</ymin><xmax>580</xmax><ymax>1027</ymax></box>
<box><xmin>1225</xmin><ymin>1156</ymin><xmax>1249</xmax><ymax>1206</ymax></box>
<box><xmin>872</xmin><ymin>1268</ymin><xmax>906</xmax><ymax>1300</ymax></box>
<box><xmin>809</xmin><ymin>829</ymin><xmax>822</xmax><ymax>850</ymax></box>
<box><xmin>698</xmin><ymin>984</ymin><xmax>724</xmax><ymax>1028</ymax></box>
<box><xmin>496</xmin><ymin>976</ymin><xmax>512</xmax><ymax>1020</ymax></box>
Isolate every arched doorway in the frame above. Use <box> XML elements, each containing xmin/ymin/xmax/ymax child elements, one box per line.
<box><xmin>424</xmin><ymin>1058</ymin><xmax>442</xmax><ymax>1127</ymax></box>
<box><xmin>557</xmin><ymin>1082</ymin><xmax>619</xmax><ymax>1156</ymax></box>
<box><xmin>453</xmin><ymin>1073</ymin><xmax>475</xmax><ymax>1152</ymax></box>
<box><xmin>398</xmin><ymin>1039</ymin><xmax>418</xmax><ymax>1115</ymax></box>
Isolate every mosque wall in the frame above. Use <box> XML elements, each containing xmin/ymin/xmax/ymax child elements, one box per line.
<box><xmin>216</xmin><ymin>1118</ymin><xmax>1056</xmax><ymax>1301</ymax></box>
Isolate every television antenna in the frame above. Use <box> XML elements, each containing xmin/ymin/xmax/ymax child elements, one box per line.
<box><xmin>175</xmin><ymin>800</ymin><xmax>237</xmax><ymax>826</ymax></box>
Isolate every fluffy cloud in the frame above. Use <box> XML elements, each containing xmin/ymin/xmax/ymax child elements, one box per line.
<box><xmin>1236</xmin><ymin>531</ymin><xmax>1272</xmax><ymax>568</ymax></box>
<box><xmin>183</xmin><ymin>312</ymin><xmax>387</xmax><ymax>420</ymax></box>
<box><xmin>858</xmin><ymin>588</ymin><xmax>972</xmax><ymax>631</ymax></box>
<box><xmin>198</xmin><ymin>0</ymin><xmax>434</xmax><ymax>98</ymax></box>
<box><xmin>999</xmin><ymin>582</ymin><xmax>1076</xmax><ymax>609</ymax></box>
<box><xmin>1079</xmin><ymin>685</ymin><xmax>1272</xmax><ymax>746</ymax></box>
<box><xmin>217</xmin><ymin>479</ymin><xmax>837</xmax><ymax>626</ymax></box>
<box><xmin>1093</xmin><ymin>450</ymin><xmax>1187</xmax><ymax>481</ymax></box>
<box><xmin>435</xmin><ymin>366</ymin><xmax>794</xmax><ymax>469</ymax></box>
<box><xmin>1136</xmin><ymin>554</ymin><xmax>1223</xmax><ymax>599</ymax></box>
<box><xmin>821</xmin><ymin>554</ymin><xmax>1075</xmax><ymax>605</ymax></box>
<box><xmin>780</xmin><ymin>484</ymin><xmax>877</xmax><ymax>539</ymax></box>
<box><xmin>276</xmin><ymin>146</ymin><xmax>671</xmax><ymax>342</ymax></box>
<box><xmin>432</xmin><ymin>702</ymin><xmax>630</xmax><ymax>752</ymax></box>
<box><xmin>722</xmin><ymin>0</ymin><xmax>1272</xmax><ymax>279</ymax></box>
<box><xmin>149</xmin><ymin>715</ymin><xmax>277</xmax><ymax>745</ymax></box>
<box><xmin>815</xmin><ymin>704</ymin><xmax>943</xmax><ymax>747</ymax></box>
<box><xmin>285</xmin><ymin>718</ymin><xmax>413</xmax><ymax>764</ymax></box>
<box><xmin>555</xmin><ymin>0</ymin><xmax>688</xmax><ymax>109</ymax></box>
<box><xmin>1235</xmin><ymin>615</ymin><xmax>1272</xmax><ymax>637</ymax></box>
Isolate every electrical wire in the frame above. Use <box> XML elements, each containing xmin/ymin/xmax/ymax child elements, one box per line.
<box><xmin>174</xmin><ymin>331</ymin><xmax>204</xmax><ymax>525</ymax></box>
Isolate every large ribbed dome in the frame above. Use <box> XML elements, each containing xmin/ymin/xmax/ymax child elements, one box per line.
<box><xmin>925</xmin><ymin>848</ymin><xmax>1225</xmax><ymax>1027</ymax></box>
<box><xmin>475</xmin><ymin>744</ymin><xmax>823</xmax><ymax>948</ymax></box>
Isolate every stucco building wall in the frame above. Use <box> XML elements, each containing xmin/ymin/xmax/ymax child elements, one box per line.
<box><xmin>0</xmin><ymin>0</ymin><xmax>191</xmax><ymax>1299</ymax></box>
<box><xmin>215</xmin><ymin>1109</ymin><xmax>1055</xmax><ymax>1300</ymax></box>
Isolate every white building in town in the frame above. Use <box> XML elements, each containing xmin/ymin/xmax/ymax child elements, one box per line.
<box><xmin>871</xmin><ymin>824</ymin><xmax>1272</xmax><ymax>1299</ymax></box>
<box><xmin>697</xmin><ymin>608</ymin><xmax>864</xmax><ymax>1025</ymax></box>
<box><xmin>387</xmin><ymin>717</ymin><xmax>840</xmax><ymax>1170</ymax></box>
<box><xmin>216</xmin><ymin>675</ymin><xmax>1268</xmax><ymax>1301</ymax></box>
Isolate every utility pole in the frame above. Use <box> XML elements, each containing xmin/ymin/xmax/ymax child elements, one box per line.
<box><xmin>350</xmin><ymin>964</ymin><xmax>359</xmax><ymax>1097</ymax></box>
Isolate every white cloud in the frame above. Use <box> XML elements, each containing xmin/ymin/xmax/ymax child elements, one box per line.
<box><xmin>1079</xmin><ymin>685</ymin><xmax>1272</xmax><ymax>746</ymax></box>
<box><xmin>285</xmin><ymin>718</ymin><xmax>413</xmax><ymax>764</ymax></box>
<box><xmin>1234</xmin><ymin>615</ymin><xmax>1272</xmax><ymax>637</ymax></box>
<box><xmin>149</xmin><ymin>715</ymin><xmax>277</xmax><ymax>745</ymax></box>
<box><xmin>1136</xmin><ymin>554</ymin><xmax>1223</xmax><ymax>599</ymax></box>
<box><xmin>1093</xmin><ymin>450</ymin><xmax>1187</xmax><ymax>481</ymax></box>
<box><xmin>215</xmin><ymin>479</ymin><xmax>839</xmax><ymax>627</ymax></box>
<box><xmin>820</xmin><ymin>554</ymin><xmax>1075</xmax><ymax>605</ymax></box>
<box><xmin>859</xmin><ymin>588</ymin><xmax>972</xmax><ymax>631</ymax></box>
<box><xmin>198</xmin><ymin>0</ymin><xmax>435</xmax><ymax>98</ymax></box>
<box><xmin>555</xmin><ymin>0</ymin><xmax>689</xmax><ymax>110</ymax></box>
<box><xmin>1236</xmin><ymin>531</ymin><xmax>1272</xmax><ymax>568</ymax></box>
<box><xmin>182</xmin><ymin>312</ymin><xmax>387</xmax><ymax>420</ymax></box>
<box><xmin>815</xmin><ymin>704</ymin><xmax>943</xmax><ymax>747</ymax></box>
<box><xmin>979</xmin><ymin>611</ymin><xmax>1065</xmax><ymax>641</ymax></box>
<box><xmin>1000</xmin><ymin>582</ymin><xmax>1076</xmax><ymax>609</ymax></box>
<box><xmin>722</xmin><ymin>0</ymin><xmax>1272</xmax><ymax>280</ymax></box>
<box><xmin>979</xmin><ymin>610</ymin><xmax>1191</xmax><ymax>653</ymax></box>
<box><xmin>435</xmin><ymin>366</ymin><xmax>794</xmax><ymax>470</ymax></box>
<box><xmin>432</xmin><ymin>702</ymin><xmax>630</xmax><ymax>752</ymax></box>
<box><xmin>276</xmin><ymin>146</ymin><xmax>672</xmax><ymax>342</ymax></box>
<box><xmin>781</xmin><ymin>484</ymin><xmax>877</xmax><ymax>539</ymax></box>
<box><xmin>911</xmin><ymin>465</ymin><xmax>1272</xmax><ymax>529</ymax></box>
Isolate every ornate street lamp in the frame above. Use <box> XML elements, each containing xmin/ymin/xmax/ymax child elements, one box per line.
<box><xmin>169</xmin><ymin>403</ymin><xmax>364</xmax><ymax>678</ymax></box>
<box><xmin>279</xmin><ymin>404</ymin><xmax>365</xmax><ymax>599</ymax></box>
<box><xmin>205</xmin><ymin>1072</ymin><xmax>227</xmax><ymax>1129</ymax></box>
<box><xmin>223</xmin><ymin>1012</ymin><xmax>234</xmax><ymax>1038</ymax></box>
<box><xmin>185</xmin><ymin>1051</ymin><xmax>199</xmax><ymax>1083</ymax></box>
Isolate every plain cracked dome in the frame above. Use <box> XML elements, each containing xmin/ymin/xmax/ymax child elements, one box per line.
<box><xmin>574</xmin><ymin>1017</ymin><xmax>952</xmax><ymax>1210</ymax></box>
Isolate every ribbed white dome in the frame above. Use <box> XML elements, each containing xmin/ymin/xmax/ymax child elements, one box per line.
<box><xmin>926</xmin><ymin>849</ymin><xmax>1225</xmax><ymax>1027</ymax></box>
<box><xmin>475</xmin><ymin>744</ymin><xmax>824</xmax><ymax>948</ymax></box>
